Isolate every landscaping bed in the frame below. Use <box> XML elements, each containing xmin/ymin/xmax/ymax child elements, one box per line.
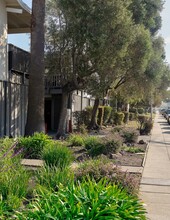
<box><xmin>0</xmin><ymin>127</ymin><xmax>148</xmax><ymax>219</ymax></box>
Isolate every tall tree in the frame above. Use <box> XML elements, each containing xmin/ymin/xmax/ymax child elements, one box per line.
<box><xmin>46</xmin><ymin>0</ymin><xmax>134</xmax><ymax>137</ymax></box>
<box><xmin>87</xmin><ymin>24</ymin><xmax>152</xmax><ymax>129</ymax></box>
<box><xmin>129</xmin><ymin>0</ymin><xmax>164</xmax><ymax>35</ymax></box>
<box><xmin>25</xmin><ymin>0</ymin><xmax>45</xmax><ymax>135</ymax></box>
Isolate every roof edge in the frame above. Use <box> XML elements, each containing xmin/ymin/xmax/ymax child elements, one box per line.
<box><xmin>17</xmin><ymin>0</ymin><xmax>31</xmax><ymax>14</ymax></box>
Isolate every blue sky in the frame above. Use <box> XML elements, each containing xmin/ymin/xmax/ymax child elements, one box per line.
<box><xmin>8</xmin><ymin>0</ymin><xmax>170</xmax><ymax>64</ymax></box>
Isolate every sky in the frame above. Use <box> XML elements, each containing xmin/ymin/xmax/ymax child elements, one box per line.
<box><xmin>8</xmin><ymin>0</ymin><xmax>170</xmax><ymax>64</ymax></box>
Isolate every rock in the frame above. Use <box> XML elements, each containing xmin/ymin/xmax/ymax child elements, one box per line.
<box><xmin>138</xmin><ymin>139</ymin><xmax>145</xmax><ymax>144</ymax></box>
<box><xmin>109</xmin><ymin>153</ymin><xmax>121</xmax><ymax>159</ymax></box>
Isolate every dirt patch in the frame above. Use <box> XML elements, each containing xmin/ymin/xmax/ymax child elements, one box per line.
<box><xmin>71</xmin><ymin>126</ymin><xmax>148</xmax><ymax>167</ymax></box>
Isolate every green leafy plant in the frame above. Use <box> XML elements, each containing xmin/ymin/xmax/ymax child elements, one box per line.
<box><xmin>18</xmin><ymin>132</ymin><xmax>52</xmax><ymax>159</ymax></box>
<box><xmin>42</xmin><ymin>142</ymin><xmax>74</xmax><ymax>169</ymax></box>
<box><xmin>122</xmin><ymin>130</ymin><xmax>138</xmax><ymax>143</ymax></box>
<box><xmin>15</xmin><ymin>178</ymin><xmax>146</xmax><ymax>219</ymax></box>
<box><xmin>84</xmin><ymin>136</ymin><xmax>101</xmax><ymax>150</ymax></box>
<box><xmin>0</xmin><ymin>161</ymin><xmax>30</xmax><ymax>218</ymax></box>
<box><xmin>124</xmin><ymin>146</ymin><xmax>145</xmax><ymax>153</ymax></box>
<box><xmin>67</xmin><ymin>134</ymin><xmax>85</xmax><ymax>146</ymax></box>
<box><xmin>36</xmin><ymin>166</ymin><xmax>74</xmax><ymax>192</ymax></box>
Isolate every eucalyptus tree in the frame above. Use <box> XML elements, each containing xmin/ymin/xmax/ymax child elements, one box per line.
<box><xmin>25</xmin><ymin>0</ymin><xmax>45</xmax><ymax>135</ymax></box>
<box><xmin>87</xmin><ymin>24</ymin><xmax>152</xmax><ymax>129</ymax></box>
<box><xmin>45</xmin><ymin>0</ymin><xmax>135</xmax><ymax>137</ymax></box>
<box><xmin>129</xmin><ymin>0</ymin><xmax>164</xmax><ymax>35</ymax></box>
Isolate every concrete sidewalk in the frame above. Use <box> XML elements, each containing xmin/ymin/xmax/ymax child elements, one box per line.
<box><xmin>140</xmin><ymin>113</ymin><xmax>170</xmax><ymax>220</ymax></box>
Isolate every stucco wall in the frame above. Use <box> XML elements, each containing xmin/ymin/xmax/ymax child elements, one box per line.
<box><xmin>0</xmin><ymin>0</ymin><xmax>7</xmax><ymax>81</ymax></box>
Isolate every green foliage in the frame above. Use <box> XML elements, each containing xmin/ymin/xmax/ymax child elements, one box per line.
<box><xmin>138</xmin><ymin>108</ymin><xmax>144</xmax><ymax>114</ymax></box>
<box><xmin>124</xmin><ymin>146</ymin><xmax>145</xmax><ymax>153</ymax></box>
<box><xmin>137</xmin><ymin>115</ymin><xmax>153</xmax><ymax>135</ymax></box>
<box><xmin>97</xmin><ymin>106</ymin><xmax>104</xmax><ymax>127</ymax></box>
<box><xmin>129</xmin><ymin>0</ymin><xmax>163</xmax><ymax>35</ymax></box>
<box><xmin>19</xmin><ymin>133</ymin><xmax>52</xmax><ymax>159</ymax></box>
<box><xmin>84</xmin><ymin>136</ymin><xmax>101</xmax><ymax>150</ymax></box>
<box><xmin>129</xmin><ymin>112</ymin><xmax>136</xmax><ymax>121</ymax></box>
<box><xmin>108</xmin><ymin>109</ymin><xmax>116</xmax><ymax>124</ymax></box>
<box><xmin>0</xmin><ymin>160</ymin><xmax>30</xmax><ymax>219</ymax></box>
<box><xmin>0</xmin><ymin>150</ymin><xmax>30</xmax><ymax>218</ymax></box>
<box><xmin>73</xmin><ymin>109</ymin><xmax>92</xmax><ymax>129</ymax></box>
<box><xmin>42</xmin><ymin>142</ymin><xmax>74</xmax><ymax>169</ymax></box>
<box><xmin>67</xmin><ymin>134</ymin><xmax>85</xmax><ymax>146</ymax></box>
<box><xmin>129</xmin><ymin>108</ymin><xmax>137</xmax><ymax>113</ymax></box>
<box><xmin>15</xmin><ymin>178</ymin><xmax>146</xmax><ymax>219</ymax></box>
<box><xmin>123</xmin><ymin>111</ymin><xmax>129</xmax><ymax>124</ymax></box>
<box><xmin>122</xmin><ymin>130</ymin><xmax>138</xmax><ymax>143</ymax></box>
<box><xmin>84</xmin><ymin>136</ymin><xmax>121</xmax><ymax>158</ymax></box>
<box><xmin>75</xmin><ymin>158</ymin><xmax>141</xmax><ymax>195</ymax></box>
<box><xmin>114</xmin><ymin>112</ymin><xmax>125</xmax><ymax>125</ymax></box>
<box><xmin>36</xmin><ymin>166</ymin><xmax>74</xmax><ymax>192</ymax></box>
<box><xmin>103</xmin><ymin>106</ymin><xmax>112</xmax><ymax>124</ymax></box>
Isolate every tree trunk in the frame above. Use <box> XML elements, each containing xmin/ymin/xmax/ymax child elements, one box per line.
<box><xmin>56</xmin><ymin>91</ymin><xmax>69</xmax><ymax>139</ymax></box>
<box><xmin>88</xmin><ymin>98</ymin><xmax>100</xmax><ymax>130</ymax></box>
<box><xmin>25</xmin><ymin>0</ymin><xmax>45</xmax><ymax>136</ymax></box>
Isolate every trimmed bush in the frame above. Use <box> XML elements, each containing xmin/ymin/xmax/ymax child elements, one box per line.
<box><xmin>137</xmin><ymin>115</ymin><xmax>153</xmax><ymax>135</ymax></box>
<box><xmin>114</xmin><ymin>112</ymin><xmax>125</xmax><ymax>125</ymax></box>
<box><xmin>138</xmin><ymin>108</ymin><xmax>144</xmax><ymax>114</ymax></box>
<box><xmin>129</xmin><ymin>108</ymin><xmax>137</xmax><ymax>113</ymax></box>
<box><xmin>103</xmin><ymin>106</ymin><xmax>112</xmax><ymax>124</ymax></box>
<box><xmin>19</xmin><ymin>133</ymin><xmax>52</xmax><ymax>159</ymax></box>
<box><xmin>129</xmin><ymin>112</ymin><xmax>136</xmax><ymax>121</ymax></box>
<box><xmin>123</xmin><ymin>111</ymin><xmax>129</xmax><ymax>124</ymax></box>
<box><xmin>42</xmin><ymin>142</ymin><xmax>74</xmax><ymax>169</ymax></box>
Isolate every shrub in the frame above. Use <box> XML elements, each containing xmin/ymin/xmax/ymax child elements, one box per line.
<box><xmin>42</xmin><ymin>142</ymin><xmax>74</xmax><ymax>169</ymax></box>
<box><xmin>122</xmin><ymin>130</ymin><xmax>138</xmax><ymax>143</ymax></box>
<box><xmin>75</xmin><ymin>159</ymin><xmax>140</xmax><ymax>195</ymax></box>
<box><xmin>129</xmin><ymin>108</ymin><xmax>137</xmax><ymax>113</ymax></box>
<box><xmin>138</xmin><ymin>108</ymin><xmax>144</xmax><ymax>114</ymax></box>
<box><xmin>129</xmin><ymin>112</ymin><xmax>136</xmax><ymax>121</ymax></box>
<box><xmin>143</xmin><ymin>120</ymin><xmax>153</xmax><ymax>135</ymax></box>
<box><xmin>16</xmin><ymin>178</ymin><xmax>146</xmax><ymax>219</ymax></box>
<box><xmin>103</xmin><ymin>106</ymin><xmax>112</xmax><ymax>124</ymax></box>
<box><xmin>97</xmin><ymin>106</ymin><xmax>104</xmax><ymax>126</ymax></box>
<box><xmin>19</xmin><ymin>133</ymin><xmax>52</xmax><ymax>159</ymax></box>
<box><xmin>123</xmin><ymin>111</ymin><xmax>129</xmax><ymax>124</ymax></box>
<box><xmin>67</xmin><ymin>134</ymin><xmax>84</xmax><ymax>146</ymax></box>
<box><xmin>84</xmin><ymin>136</ymin><xmax>101</xmax><ymax>150</ymax></box>
<box><xmin>84</xmin><ymin>136</ymin><xmax>121</xmax><ymax>158</ymax></box>
<box><xmin>114</xmin><ymin>112</ymin><xmax>125</xmax><ymax>125</ymax></box>
<box><xmin>137</xmin><ymin>115</ymin><xmax>153</xmax><ymax>135</ymax></box>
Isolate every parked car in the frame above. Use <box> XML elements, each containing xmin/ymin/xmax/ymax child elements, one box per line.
<box><xmin>160</xmin><ymin>108</ymin><xmax>166</xmax><ymax>117</ymax></box>
<box><xmin>164</xmin><ymin>109</ymin><xmax>170</xmax><ymax>121</ymax></box>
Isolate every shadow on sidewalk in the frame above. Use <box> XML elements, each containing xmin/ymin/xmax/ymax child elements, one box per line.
<box><xmin>150</xmin><ymin>140</ymin><xmax>168</xmax><ymax>145</ymax></box>
<box><xmin>161</xmin><ymin>126</ymin><xmax>170</xmax><ymax>130</ymax></box>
